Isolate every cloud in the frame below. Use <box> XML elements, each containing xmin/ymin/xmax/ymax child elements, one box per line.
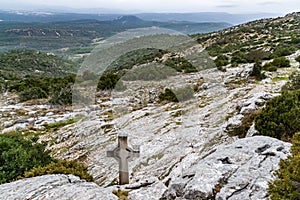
<box><xmin>216</xmin><ymin>4</ymin><xmax>238</xmax><ymax>8</ymax></box>
<box><xmin>259</xmin><ymin>1</ymin><xmax>280</xmax><ymax>5</ymax></box>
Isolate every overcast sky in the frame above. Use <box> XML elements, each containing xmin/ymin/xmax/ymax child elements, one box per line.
<box><xmin>1</xmin><ymin>0</ymin><xmax>299</xmax><ymax>14</ymax></box>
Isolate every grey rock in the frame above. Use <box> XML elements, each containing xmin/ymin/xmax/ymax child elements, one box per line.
<box><xmin>0</xmin><ymin>174</ymin><xmax>118</xmax><ymax>200</ymax></box>
<box><xmin>223</xmin><ymin>114</ymin><xmax>243</xmax><ymax>133</ymax></box>
<box><xmin>5</xmin><ymin>99</ymin><xmax>15</xmax><ymax>105</ymax></box>
<box><xmin>2</xmin><ymin>121</ymin><xmax>13</xmax><ymax>128</ymax></box>
<box><xmin>2</xmin><ymin>123</ymin><xmax>29</xmax><ymax>134</ymax></box>
<box><xmin>46</xmin><ymin>112</ymin><xmax>54</xmax><ymax>116</ymax></box>
<box><xmin>162</xmin><ymin>136</ymin><xmax>291</xmax><ymax>200</ymax></box>
<box><xmin>246</xmin><ymin>123</ymin><xmax>259</xmax><ymax>137</ymax></box>
<box><xmin>125</xmin><ymin>177</ymin><xmax>167</xmax><ymax>200</ymax></box>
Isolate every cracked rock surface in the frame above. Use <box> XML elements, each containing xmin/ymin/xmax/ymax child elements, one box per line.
<box><xmin>0</xmin><ymin>55</ymin><xmax>297</xmax><ymax>199</ymax></box>
<box><xmin>161</xmin><ymin>136</ymin><xmax>291</xmax><ymax>200</ymax></box>
<box><xmin>0</xmin><ymin>174</ymin><xmax>118</xmax><ymax>200</ymax></box>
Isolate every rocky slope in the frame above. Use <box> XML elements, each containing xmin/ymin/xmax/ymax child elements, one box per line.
<box><xmin>0</xmin><ymin>13</ymin><xmax>299</xmax><ymax>200</ymax></box>
<box><xmin>1</xmin><ymin>53</ymin><xmax>297</xmax><ymax>199</ymax></box>
<box><xmin>0</xmin><ymin>174</ymin><xmax>118</xmax><ymax>200</ymax></box>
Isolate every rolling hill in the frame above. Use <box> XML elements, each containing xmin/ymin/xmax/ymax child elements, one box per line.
<box><xmin>0</xmin><ymin>14</ymin><xmax>230</xmax><ymax>53</ymax></box>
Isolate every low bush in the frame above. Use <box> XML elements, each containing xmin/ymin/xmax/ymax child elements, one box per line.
<box><xmin>268</xmin><ymin>132</ymin><xmax>300</xmax><ymax>199</ymax></box>
<box><xmin>159</xmin><ymin>87</ymin><xmax>194</xmax><ymax>103</ymax></box>
<box><xmin>164</xmin><ymin>57</ymin><xmax>197</xmax><ymax>73</ymax></box>
<box><xmin>255</xmin><ymin>90</ymin><xmax>300</xmax><ymax>141</ymax></box>
<box><xmin>296</xmin><ymin>55</ymin><xmax>300</xmax><ymax>63</ymax></box>
<box><xmin>21</xmin><ymin>160</ymin><xmax>93</xmax><ymax>182</ymax></box>
<box><xmin>271</xmin><ymin>46</ymin><xmax>296</xmax><ymax>58</ymax></box>
<box><xmin>228</xmin><ymin>111</ymin><xmax>260</xmax><ymax>138</ymax></box>
<box><xmin>159</xmin><ymin>88</ymin><xmax>178</xmax><ymax>103</ymax></box>
<box><xmin>282</xmin><ymin>71</ymin><xmax>300</xmax><ymax>91</ymax></box>
<box><xmin>263</xmin><ymin>57</ymin><xmax>291</xmax><ymax>71</ymax></box>
<box><xmin>214</xmin><ymin>55</ymin><xmax>229</xmax><ymax>68</ymax></box>
<box><xmin>263</xmin><ymin>63</ymin><xmax>278</xmax><ymax>72</ymax></box>
<box><xmin>231</xmin><ymin>51</ymin><xmax>247</xmax><ymax>64</ymax></box>
<box><xmin>97</xmin><ymin>72</ymin><xmax>121</xmax><ymax>91</ymax></box>
<box><xmin>0</xmin><ymin>134</ymin><xmax>53</xmax><ymax>184</ymax></box>
<box><xmin>272</xmin><ymin>57</ymin><xmax>291</xmax><ymax>68</ymax></box>
<box><xmin>18</xmin><ymin>87</ymin><xmax>48</xmax><ymax>102</ymax></box>
<box><xmin>250</xmin><ymin>60</ymin><xmax>266</xmax><ymax>80</ymax></box>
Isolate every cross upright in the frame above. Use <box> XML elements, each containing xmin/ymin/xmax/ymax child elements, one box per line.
<box><xmin>107</xmin><ymin>131</ymin><xmax>140</xmax><ymax>185</ymax></box>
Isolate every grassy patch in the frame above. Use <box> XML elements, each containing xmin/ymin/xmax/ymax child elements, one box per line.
<box><xmin>19</xmin><ymin>160</ymin><xmax>94</xmax><ymax>182</ymax></box>
<box><xmin>272</xmin><ymin>76</ymin><xmax>289</xmax><ymax>82</ymax></box>
<box><xmin>112</xmin><ymin>189</ymin><xmax>129</xmax><ymax>200</ymax></box>
<box><xmin>228</xmin><ymin>110</ymin><xmax>260</xmax><ymax>138</ymax></box>
<box><xmin>44</xmin><ymin>117</ymin><xmax>81</xmax><ymax>131</ymax></box>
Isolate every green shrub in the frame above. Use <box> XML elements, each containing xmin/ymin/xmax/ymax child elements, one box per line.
<box><xmin>18</xmin><ymin>87</ymin><xmax>48</xmax><ymax>102</ymax></box>
<box><xmin>158</xmin><ymin>87</ymin><xmax>194</xmax><ymax>103</ymax></box>
<box><xmin>21</xmin><ymin>160</ymin><xmax>93</xmax><ymax>182</ymax></box>
<box><xmin>228</xmin><ymin>111</ymin><xmax>260</xmax><ymax>138</ymax></box>
<box><xmin>263</xmin><ymin>57</ymin><xmax>291</xmax><ymax>72</ymax></box>
<box><xmin>108</xmin><ymin>48</ymin><xmax>167</xmax><ymax>73</ymax></box>
<box><xmin>263</xmin><ymin>63</ymin><xmax>278</xmax><ymax>72</ymax></box>
<box><xmin>272</xmin><ymin>57</ymin><xmax>291</xmax><ymax>68</ymax></box>
<box><xmin>231</xmin><ymin>51</ymin><xmax>247</xmax><ymax>64</ymax></box>
<box><xmin>250</xmin><ymin>60</ymin><xmax>265</xmax><ymax>80</ymax></box>
<box><xmin>8</xmin><ymin>74</ymin><xmax>76</xmax><ymax>105</ymax></box>
<box><xmin>97</xmin><ymin>72</ymin><xmax>121</xmax><ymax>91</ymax></box>
<box><xmin>296</xmin><ymin>55</ymin><xmax>300</xmax><ymax>63</ymax></box>
<box><xmin>122</xmin><ymin>65</ymin><xmax>176</xmax><ymax>81</ymax></box>
<box><xmin>164</xmin><ymin>57</ymin><xmax>197</xmax><ymax>73</ymax></box>
<box><xmin>159</xmin><ymin>88</ymin><xmax>178</xmax><ymax>103</ymax></box>
<box><xmin>282</xmin><ymin>71</ymin><xmax>300</xmax><ymax>91</ymax></box>
<box><xmin>268</xmin><ymin>132</ymin><xmax>300</xmax><ymax>199</ymax></box>
<box><xmin>245</xmin><ymin>50</ymin><xmax>271</xmax><ymax>62</ymax></box>
<box><xmin>214</xmin><ymin>55</ymin><xmax>229</xmax><ymax>68</ymax></box>
<box><xmin>48</xmin><ymin>83</ymin><xmax>73</xmax><ymax>105</ymax></box>
<box><xmin>272</xmin><ymin>46</ymin><xmax>296</xmax><ymax>58</ymax></box>
<box><xmin>0</xmin><ymin>49</ymin><xmax>75</xmax><ymax>77</ymax></box>
<box><xmin>0</xmin><ymin>134</ymin><xmax>53</xmax><ymax>184</ymax></box>
<box><xmin>255</xmin><ymin>90</ymin><xmax>300</xmax><ymax>141</ymax></box>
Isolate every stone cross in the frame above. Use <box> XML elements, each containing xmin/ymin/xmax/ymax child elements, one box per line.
<box><xmin>106</xmin><ymin>132</ymin><xmax>140</xmax><ymax>185</ymax></box>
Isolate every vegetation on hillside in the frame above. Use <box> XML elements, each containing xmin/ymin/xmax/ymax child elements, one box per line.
<box><xmin>158</xmin><ymin>87</ymin><xmax>194</xmax><ymax>103</ymax></box>
<box><xmin>263</xmin><ymin>57</ymin><xmax>291</xmax><ymax>71</ymax></box>
<box><xmin>249</xmin><ymin>70</ymin><xmax>300</xmax><ymax>199</ymax></box>
<box><xmin>0</xmin><ymin>133</ymin><xmax>93</xmax><ymax>184</ymax></box>
<box><xmin>0</xmin><ymin>49</ymin><xmax>76</xmax><ymax>105</ymax></box>
<box><xmin>0</xmin><ymin>49</ymin><xmax>75</xmax><ymax>77</ymax></box>
<box><xmin>8</xmin><ymin>75</ymin><xmax>76</xmax><ymax>104</ymax></box>
<box><xmin>20</xmin><ymin>160</ymin><xmax>93</xmax><ymax>182</ymax></box>
<box><xmin>268</xmin><ymin>133</ymin><xmax>300</xmax><ymax>199</ymax></box>
<box><xmin>194</xmin><ymin>13</ymin><xmax>300</xmax><ymax>70</ymax></box>
<box><xmin>108</xmin><ymin>48</ymin><xmax>167</xmax><ymax>74</ymax></box>
<box><xmin>0</xmin><ymin>134</ymin><xmax>52</xmax><ymax>184</ymax></box>
<box><xmin>255</xmin><ymin>90</ymin><xmax>300</xmax><ymax>141</ymax></box>
<box><xmin>0</xmin><ymin>17</ymin><xmax>229</xmax><ymax>53</ymax></box>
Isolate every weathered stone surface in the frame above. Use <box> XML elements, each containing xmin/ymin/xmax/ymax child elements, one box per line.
<box><xmin>0</xmin><ymin>174</ymin><xmax>118</xmax><ymax>200</ymax></box>
<box><xmin>161</xmin><ymin>136</ymin><xmax>291</xmax><ymax>200</ymax></box>
<box><xmin>0</xmin><ymin>57</ymin><xmax>295</xmax><ymax>199</ymax></box>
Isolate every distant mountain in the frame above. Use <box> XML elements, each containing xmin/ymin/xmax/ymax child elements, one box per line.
<box><xmin>0</xmin><ymin>10</ymin><xmax>278</xmax><ymax>25</ymax></box>
<box><xmin>0</xmin><ymin>14</ymin><xmax>230</xmax><ymax>53</ymax></box>
<box><xmin>0</xmin><ymin>10</ymin><xmax>120</xmax><ymax>22</ymax></box>
<box><xmin>112</xmin><ymin>15</ymin><xmax>146</xmax><ymax>25</ymax></box>
<box><xmin>135</xmin><ymin>12</ymin><xmax>279</xmax><ymax>25</ymax></box>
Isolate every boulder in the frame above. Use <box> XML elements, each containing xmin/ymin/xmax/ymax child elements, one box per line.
<box><xmin>0</xmin><ymin>174</ymin><xmax>118</xmax><ymax>200</ymax></box>
<box><xmin>161</xmin><ymin>136</ymin><xmax>291</xmax><ymax>200</ymax></box>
